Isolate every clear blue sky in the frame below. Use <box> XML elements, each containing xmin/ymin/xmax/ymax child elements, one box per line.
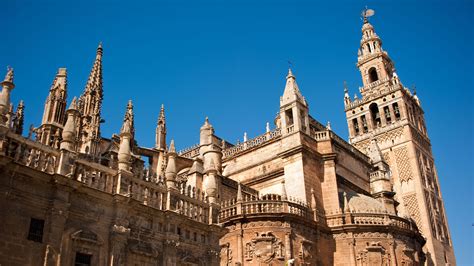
<box><xmin>2</xmin><ymin>0</ymin><xmax>473</xmax><ymax>263</ymax></box>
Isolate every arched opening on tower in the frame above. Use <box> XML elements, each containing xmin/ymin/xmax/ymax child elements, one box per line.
<box><xmin>369</xmin><ymin>103</ymin><xmax>381</xmax><ymax>127</ymax></box>
<box><xmin>368</xmin><ymin>67</ymin><xmax>379</xmax><ymax>83</ymax></box>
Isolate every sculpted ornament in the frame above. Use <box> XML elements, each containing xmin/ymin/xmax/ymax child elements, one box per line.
<box><xmin>220</xmin><ymin>243</ymin><xmax>232</xmax><ymax>266</ymax></box>
<box><xmin>244</xmin><ymin>232</ymin><xmax>284</xmax><ymax>263</ymax></box>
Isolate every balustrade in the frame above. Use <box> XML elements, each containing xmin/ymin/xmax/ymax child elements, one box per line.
<box><xmin>218</xmin><ymin>195</ymin><xmax>312</xmax><ymax>223</ymax></box>
<box><xmin>222</xmin><ymin>128</ymin><xmax>281</xmax><ymax>159</ymax></box>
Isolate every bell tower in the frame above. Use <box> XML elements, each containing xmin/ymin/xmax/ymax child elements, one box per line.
<box><xmin>344</xmin><ymin>10</ymin><xmax>455</xmax><ymax>265</ymax></box>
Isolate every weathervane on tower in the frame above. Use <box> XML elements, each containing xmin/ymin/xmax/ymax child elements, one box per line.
<box><xmin>361</xmin><ymin>7</ymin><xmax>375</xmax><ymax>23</ymax></box>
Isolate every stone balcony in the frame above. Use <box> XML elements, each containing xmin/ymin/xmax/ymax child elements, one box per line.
<box><xmin>218</xmin><ymin>194</ymin><xmax>316</xmax><ymax>224</ymax></box>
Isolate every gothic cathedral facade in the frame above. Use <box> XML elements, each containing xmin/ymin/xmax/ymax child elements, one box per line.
<box><xmin>0</xmin><ymin>11</ymin><xmax>454</xmax><ymax>266</ymax></box>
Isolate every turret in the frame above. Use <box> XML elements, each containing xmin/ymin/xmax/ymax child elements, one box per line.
<box><xmin>203</xmin><ymin>158</ymin><xmax>218</xmax><ymax>203</ymax></box>
<box><xmin>38</xmin><ymin>68</ymin><xmax>68</xmax><ymax>146</ymax></box>
<box><xmin>0</xmin><ymin>67</ymin><xmax>15</xmax><ymax>126</ymax></box>
<box><xmin>165</xmin><ymin>140</ymin><xmax>177</xmax><ymax>188</ymax></box>
<box><xmin>60</xmin><ymin>98</ymin><xmax>80</xmax><ymax>152</ymax></box>
<box><xmin>278</xmin><ymin>69</ymin><xmax>309</xmax><ymax>135</ymax></box>
<box><xmin>199</xmin><ymin>117</ymin><xmax>222</xmax><ymax>173</ymax></box>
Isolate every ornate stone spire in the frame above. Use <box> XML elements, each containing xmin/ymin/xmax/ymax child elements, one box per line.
<box><xmin>280</xmin><ymin>68</ymin><xmax>307</xmax><ymax>107</ymax></box>
<box><xmin>155</xmin><ymin>104</ymin><xmax>166</xmax><ymax>150</ymax></box>
<box><xmin>83</xmin><ymin>43</ymin><xmax>103</xmax><ymax>98</ymax></box>
<box><xmin>77</xmin><ymin>43</ymin><xmax>104</xmax><ymax>155</ymax></box>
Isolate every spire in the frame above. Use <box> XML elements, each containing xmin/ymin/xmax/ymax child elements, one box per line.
<box><xmin>84</xmin><ymin>43</ymin><xmax>103</xmax><ymax>96</ymax></box>
<box><xmin>155</xmin><ymin>104</ymin><xmax>167</xmax><ymax>150</ymax></box>
<box><xmin>168</xmin><ymin>139</ymin><xmax>176</xmax><ymax>154</ymax></box>
<box><xmin>280</xmin><ymin>68</ymin><xmax>306</xmax><ymax>107</ymax></box>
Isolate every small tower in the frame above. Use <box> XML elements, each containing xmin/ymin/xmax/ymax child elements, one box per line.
<box><xmin>344</xmin><ymin>10</ymin><xmax>455</xmax><ymax>264</ymax></box>
<box><xmin>77</xmin><ymin>43</ymin><xmax>104</xmax><ymax>155</ymax></box>
<box><xmin>155</xmin><ymin>104</ymin><xmax>166</xmax><ymax>150</ymax></box>
<box><xmin>278</xmin><ymin>68</ymin><xmax>309</xmax><ymax>135</ymax></box>
<box><xmin>38</xmin><ymin>68</ymin><xmax>68</xmax><ymax>147</ymax></box>
<box><xmin>0</xmin><ymin>67</ymin><xmax>15</xmax><ymax>126</ymax></box>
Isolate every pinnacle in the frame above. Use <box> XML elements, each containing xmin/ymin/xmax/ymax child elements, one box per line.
<box><xmin>68</xmin><ymin>97</ymin><xmax>77</xmax><ymax>110</ymax></box>
<box><xmin>3</xmin><ymin>66</ymin><xmax>14</xmax><ymax>83</ymax></box>
<box><xmin>168</xmin><ymin>139</ymin><xmax>176</xmax><ymax>153</ymax></box>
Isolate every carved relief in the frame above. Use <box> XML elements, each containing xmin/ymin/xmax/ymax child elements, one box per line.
<box><xmin>356</xmin><ymin>242</ymin><xmax>390</xmax><ymax>266</ymax></box>
<box><xmin>394</xmin><ymin>146</ymin><xmax>413</xmax><ymax>183</ymax></box>
<box><xmin>298</xmin><ymin>240</ymin><xmax>312</xmax><ymax>264</ymax></box>
<box><xmin>244</xmin><ymin>232</ymin><xmax>284</xmax><ymax>263</ymax></box>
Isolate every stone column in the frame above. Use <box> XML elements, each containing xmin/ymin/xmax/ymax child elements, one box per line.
<box><xmin>388</xmin><ymin>234</ymin><xmax>397</xmax><ymax>266</ymax></box>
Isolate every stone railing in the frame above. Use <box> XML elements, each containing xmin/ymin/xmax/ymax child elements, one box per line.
<box><xmin>178</xmin><ymin>143</ymin><xmax>200</xmax><ymax>159</ymax></box>
<box><xmin>1</xmin><ymin>131</ymin><xmax>214</xmax><ymax>224</ymax></box>
<box><xmin>3</xmin><ymin>131</ymin><xmax>60</xmax><ymax>175</ymax></box>
<box><xmin>345</xmin><ymin>79</ymin><xmax>403</xmax><ymax>111</ymax></box>
<box><xmin>219</xmin><ymin>194</ymin><xmax>313</xmax><ymax>223</ymax></box>
<box><xmin>309</xmin><ymin>129</ymin><xmax>370</xmax><ymax>163</ymax></box>
<box><xmin>222</xmin><ymin>128</ymin><xmax>281</xmax><ymax>159</ymax></box>
<box><xmin>326</xmin><ymin>211</ymin><xmax>414</xmax><ymax>231</ymax></box>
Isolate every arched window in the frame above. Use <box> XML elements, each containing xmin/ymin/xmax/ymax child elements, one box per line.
<box><xmin>366</xmin><ymin>43</ymin><xmax>372</xmax><ymax>53</ymax></box>
<box><xmin>369</xmin><ymin>103</ymin><xmax>381</xmax><ymax>127</ymax></box>
<box><xmin>368</xmin><ymin>67</ymin><xmax>378</xmax><ymax>83</ymax></box>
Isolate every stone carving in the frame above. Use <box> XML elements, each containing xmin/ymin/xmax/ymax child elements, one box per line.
<box><xmin>220</xmin><ymin>243</ymin><xmax>232</xmax><ymax>266</ymax></box>
<box><xmin>244</xmin><ymin>232</ymin><xmax>284</xmax><ymax>263</ymax></box>
<box><xmin>356</xmin><ymin>242</ymin><xmax>390</xmax><ymax>266</ymax></box>
<box><xmin>298</xmin><ymin>239</ymin><xmax>312</xmax><ymax>264</ymax></box>
<box><xmin>394</xmin><ymin>146</ymin><xmax>413</xmax><ymax>183</ymax></box>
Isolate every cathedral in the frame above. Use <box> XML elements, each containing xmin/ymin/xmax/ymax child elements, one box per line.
<box><xmin>0</xmin><ymin>11</ymin><xmax>455</xmax><ymax>266</ymax></box>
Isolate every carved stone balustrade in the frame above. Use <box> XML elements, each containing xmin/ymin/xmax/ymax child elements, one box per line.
<box><xmin>219</xmin><ymin>194</ymin><xmax>313</xmax><ymax>223</ymax></box>
<box><xmin>222</xmin><ymin>128</ymin><xmax>281</xmax><ymax>159</ymax></box>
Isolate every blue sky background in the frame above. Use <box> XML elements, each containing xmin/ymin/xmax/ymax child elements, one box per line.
<box><xmin>2</xmin><ymin>0</ymin><xmax>473</xmax><ymax>263</ymax></box>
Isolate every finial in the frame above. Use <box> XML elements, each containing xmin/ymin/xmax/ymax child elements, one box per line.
<box><xmin>326</xmin><ymin>121</ymin><xmax>332</xmax><ymax>130</ymax></box>
<box><xmin>96</xmin><ymin>42</ymin><xmax>103</xmax><ymax>56</ymax></box>
<box><xmin>281</xmin><ymin>180</ymin><xmax>287</xmax><ymax>200</ymax></box>
<box><xmin>412</xmin><ymin>84</ymin><xmax>417</xmax><ymax>95</ymax></box>
<box><xmin>343</xmin><ymin>81</ymin><xmax>348</xmax><ymax>93</ymax></box>
<box><xmin>361</xmin><ymin>6</ymin><xmax>375</xmax><ymax>23</ymax></box>
<box><xmin>68</xmin><ymin>97</ymin><xmax>77</xmax><ymax>110</ymax></box>
<box><xmin>243</xmin><ymin>132</ymin><xmax>248</xmax><ymax>142</ymax></box>
<box><xmin>286</xmin><ymin>67</ymin><xmax>295</xmax><ymax>79</ymax></box>
<box><xmin>168</xmin><ymin>139</ymin><xmax>176</xmax><ymax>153</ymax></box>
<box><xmin>237</xmin><ymin>181</ymin><xmax>243</xmax><ymax>201</ymax></box>
<box><xmin>3</xmin><ymin>66</ymin><xmax>14</xmax><ymax>83</ymax></box>
<box><xmin>266</xmin><ymin>122</ymin><xmax>270</xmax><ymax>133</ymax></box>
